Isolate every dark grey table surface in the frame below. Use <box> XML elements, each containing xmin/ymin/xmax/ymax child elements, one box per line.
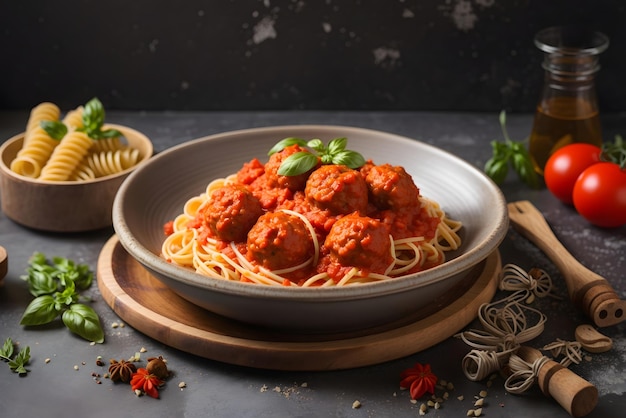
<box><xmin>0</xmin><ymin>110</ymin><xmax>624</xmax><ymax>418</ymax></box>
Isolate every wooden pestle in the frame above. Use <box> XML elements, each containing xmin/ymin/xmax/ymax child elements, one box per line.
<box><xmin>508</xmin><ymin>201</ymin><xmax>626</xmax><ymax>328</ymax></box>
<box><xmin>516</xmin><ymin>346</ymin><xmax>597</xmax><ymax>418</ymax></box>
<box><xmin>0</xmin><ymin>245</ymin><xmax>7</xmax><ymax>285</ymax></box>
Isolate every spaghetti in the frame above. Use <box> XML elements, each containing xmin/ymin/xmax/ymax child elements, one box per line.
<box><xmin>162</xmin><ymin>145</ymin><xmax>462</xmax><ymax>287</ymax></box>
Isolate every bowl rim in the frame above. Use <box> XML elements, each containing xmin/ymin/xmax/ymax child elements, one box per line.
<box><xmin>113</xmin><ymin>124</ymin><xmax>508</xmax><ymax>301</ymax></box>
<box><xmin>0</xmin><ymin>123</ymin><xmax>154</xmax><ymax>185</ymax></box>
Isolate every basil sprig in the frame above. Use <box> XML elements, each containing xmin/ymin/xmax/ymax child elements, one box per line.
<box><xmin>268</xmin><ymin>137</ymin><xmax>366</xmax><ymax>176</ymax></box>
<box><xmin>0</xmin><ymin>338</ymin><xmax>30</xmax><ymax>375</ymax></box>
<box><xmin>602</xmin><ymin>135</ymin><xmax>626</xmax><ymax>169</ymax></box>
<box><xmin>79</xmin><ymin>97</ymin><xmax>122</xmax><ymax>139</ymax></box>
<box><xmin>19</xmin><ymin>252</ymin><xmax>104</xmax><ymax>343</ymax></box>
<box><xmin>484</xmin><ymin>110</ymin><xmax>540</xmax><ymax>188</ymax></box>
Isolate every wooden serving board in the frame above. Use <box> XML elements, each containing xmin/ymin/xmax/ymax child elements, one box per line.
<box><xmin>97</xmin><ymin>235</ymin><xmax>501</xmax><ymax>371</ymax></box>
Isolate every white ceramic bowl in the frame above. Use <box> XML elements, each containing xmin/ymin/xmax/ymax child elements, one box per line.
<box><xmin>0</xmin><ymin>124</ymin><xmax>153</xmax><ymax>232</ymax></box>
<box><xmin>113</xmin><ymin>125</ymin><xmax>508</xmax><ymax>333</ymax></box>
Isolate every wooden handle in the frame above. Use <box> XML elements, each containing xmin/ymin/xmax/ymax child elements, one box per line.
<box><xmin>516</xmin><ymin>346</ymin><xmax>597</xmax><ymax>418</ymax></box>
<box><xmin>0</xmin><ymin>245</ymin><xmax>7</xmax><ymax>285</ymax></box>
<box><xmin>508</xmin><ymin>201</ymin><xmax>626</xmax><ymax>327</ymax></box>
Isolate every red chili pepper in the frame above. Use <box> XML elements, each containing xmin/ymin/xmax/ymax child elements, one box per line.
<box><xmin>400</xmin><ymin>362</ymin><xmax>438</xmax><ymax>400</ymax></box>
<box><xmin>130</xmin><ymin>368</ymin><xmax>164</xmax><ymax>399</ymax></box>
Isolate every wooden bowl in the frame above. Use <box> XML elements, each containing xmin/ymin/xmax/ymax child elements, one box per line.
<box><xmin>0</xmin><ymin>124</ymin><xmax>153</xmax><ymax>232</ymax></box>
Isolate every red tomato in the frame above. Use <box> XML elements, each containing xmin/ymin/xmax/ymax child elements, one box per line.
<box><xmin>572</xmin><ymin>162</ymin><xmax>626</xmax><ymax>228</ymax></box>
<box><xmin>544</xmin><ymin>143</ymin><xmax>601</xmax><ymax>204</ymax></box>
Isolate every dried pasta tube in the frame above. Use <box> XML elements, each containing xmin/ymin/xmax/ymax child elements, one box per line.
<box><xmin>10</xmin><ymin>126</ymin><xmax>59</xmax><ymax>178</ymax></box>
<box><xmin>24</xmin><ymin>102</ymin><xmax>61</xmax><ymax>146</ymax></box>
<box><xmin>62</xmin><ymin>106</ymin><xmax>84</xmax><ymax>131</ymax></box>
<box><xmin>39</xmin><ymin>131</ymin><xmax>93</xmax><ymax>181</ymax></box>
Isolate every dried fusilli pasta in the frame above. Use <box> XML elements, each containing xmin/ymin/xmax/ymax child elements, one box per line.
<box><xmin>62</xmin><ymin>106</ymin><xmax>84</xmax><ymax>131</ymax></box>
<box><xmin>68</xmin><ymin>161</ymin><xmax>96</xmax><ymax>181</ymax></box>
<box><xmin>39</xmin><ymin>131</ymin><xmax>93</xmax><ymax>181</ymax></box>
<box><xmin>10</xmin><ymin>126</ymin><xmax>59</xmax><ymax>178</ymax></box>
<box><xmin>91</xmin><ymin>136</ymin><xmax>125</xmax><ymax>153</ymax></box>
<box><xmin>86</xmin><ymin>147</ymin><xmax>140</xmax><ymax>178</ymax></box>
<box><xmin>25</xmin><ymin>102</ymin><xmax>61</xmax><ymax>141</ymax></box>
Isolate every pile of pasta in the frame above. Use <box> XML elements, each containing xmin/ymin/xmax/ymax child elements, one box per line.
<box><xmin>10</xmin><ymin>102</ymin><xmax>142</xmax><ymax>181</ymax></box>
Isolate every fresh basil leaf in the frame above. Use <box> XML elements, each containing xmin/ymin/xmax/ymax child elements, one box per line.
<box><xmin>20</xmin><ymin>295</ymin><xmax>60</xmax><ymax>326</ymax></box>
<box><xmin>0</xmin><ymin>337</ymin><xmax>14</xmax><ymax>361</ymax></box>
<box><xmin>25</xmin><ymin>269</ymin><xmax>58</xmax><ymax>297</ymax></box>
<box><xmin>54</xmin><ymin>279</ymin><xmax>78</xmax><ymax>310</ymax></box>
<box><xmin>331</xmin><ymin>150</ymin><xmax>366</xmax><ymax>169</ymax></box>
<box><xmin>40</xmin><ymin>120</ymin><xmax>67</xmax><ymax>140</ymax></box>
<box><xmin>306</xmin><ymin>138</ymin><xmax>325</xmax><ymax>153</ymax></box>
<box><xmin>82</xmin><ymin>97</ymin><xmax>105</xmax><ymax>133</ymax></box>
<box><xmin>327</xmin><ymin>137</ymin><xmax>348</xmax><ymax>155</ymax></box>
<box><xmin>62</xmin><ymin>304</ymin><xmax>104</xmax><ymax>343</ymax></box>
<box><xmin>268</xmin><ymin>137</ymin><xmax>307</xmax><ymax>156</ymax></box>
<box><xmin>277</xmin><ymin>152</ymin><xmax>318</xmax><ymax>176</ymax></box>
<box><xmin>484</xmin><ymin>157</ymin><xmax>509</xmax><ymax>184</ymax></box>
<box><xmin>95</xmin><ymin>127</ymin><xmax>122</xmax><ymax>139</ymax></box>
<box><xmin>512</xmin><ymin>152</ymin><xmax>540</xmax><ymax>188</ymax></box>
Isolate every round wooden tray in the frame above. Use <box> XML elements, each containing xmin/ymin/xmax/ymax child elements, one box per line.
<box><xmin>97</xmin><ymin>235</ymin><xmax>501</xmax><ymax>371</ymax></box>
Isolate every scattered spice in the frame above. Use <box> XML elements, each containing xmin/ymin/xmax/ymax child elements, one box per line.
<box><xmin>146</xmin><ymin>356</ymin><xmax>169</xmax><ymax>380</ymax></box>
<box><xmin>130</xmin><ymin>368</ymin><xmax>164</xmax><ymax>399</ymax></box>
<box><xmin>400</xmin><ymin>363</ymin><xmax>438</xmax><ymax>400</ymax></box>
<box><xmin>108</xmin><ymin>359</ymin><xmax>137</xmax><ymax>383</ymax></box>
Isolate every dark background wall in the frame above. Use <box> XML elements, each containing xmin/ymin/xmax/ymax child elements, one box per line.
<box><xmin>1</xmin><ymin>0</ymin><xmax>624</xmax><ymax>112</ymax></box>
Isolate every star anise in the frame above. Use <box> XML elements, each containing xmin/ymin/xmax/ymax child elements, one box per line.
<box><xmin>130</xmin><ymin>368</ymin><xmax>164</xmax><ymax>399</ymax></box>
<box><xmin>400</xmin><ymin>362</ymin><xmax>438</xmax><ymax>400</ymax></box>
<box><xmin>108</xmin><ymin>358</ymin><xmax>137</xmax><ymax>383</ymax></box>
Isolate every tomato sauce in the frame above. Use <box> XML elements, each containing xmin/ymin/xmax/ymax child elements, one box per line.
<box><xmin>166</xmin><ymin>146</ymin><xmax>443</xmax><ymax>285</ymax></box>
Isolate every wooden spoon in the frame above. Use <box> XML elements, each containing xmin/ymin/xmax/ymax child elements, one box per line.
<box><xmin>507</xmin><ymin>200</ymin><xmax>626</xmax><ymax>328</ymax></box>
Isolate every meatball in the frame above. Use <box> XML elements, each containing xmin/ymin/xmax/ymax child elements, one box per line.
<box><xmin>365</xmin><ymin>164</ymin><xmax>420</xmax><ymax>209</ymax></box>
<box><xmin>324</xmin><ymin>214</ymin><xmax>393</xmax><ymax>274</ymax></box>
<box><xmin>247</xmin><ymin>211</ymin><xmax>314</xmax><ymax>270</ymax></box>
<box><xmin>263</xmin><ymin>144</ymin><xmax>318</xmax><ymax>191</ymax></box>
<box><xmin>305</xmin><ymin>165</ymin><xmax>368</xmax><ymax>214</ymax></box>
<box><xmin>203</xmin><ymin>185</ymin><xmax>263</xmax><ymax>242</ymax></box>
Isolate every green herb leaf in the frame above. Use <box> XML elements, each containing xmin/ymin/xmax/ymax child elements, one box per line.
<box><xmin>601</xmin><ymin>135</ymin><xmax>626</xmax><ymax>169</ymax></box>
<box><xmin>331</xmin><ymin>150</ymin><xmax>366</xmax><ymax>169</ymax></box>
<box><xmin>20</xmin><ymin>295</ymin><xmax>60</xmax><ymax>326</ymax></box>
<box><xmin>484</xmin><ymin>155</ymin><xmax>509</xmax><ymax>185</ymax></box>
<box><xmin>327</xmin><ymin>137</ymin><xmax>347</xmax><ymax>155</ymax></box>
<box><xmin>269</xmin><ymin>136</ymin><xmax>365</xmax><ymax>176</ymax></box>
<box><xmin>306</xmin><ymin>138</ymin><xmax>325</xmax><ymax>153</ymax></box>
<box><xmin>23</xmin><ymin>268</ymin><xmax>58</xmax><ymax>297</ymax></box>
<box><xmin>78</xmin><ymin>97</ymin><xmax>122</xmax><ymax>140</ymax></box>
<box><xmin>277</xmin><ymin>152</ymin><xmax>319</xmax><ymax>176</ymax></box>
<box><xmin>8</xmin><ymin>346</ymin><xmax>30</xmax><ymax>375</ymax></box>
<box><xmin>40</xmin><ymin>120</ymin><xmax>68</xmax><ymax>140</ymax></box>
<box><xmin>267</xmin><ymin>137</ymin><xmax>308</xmax><ymax>156</ymax></box>
<box><xmin>19</xmin><ymin>252</ymin><xmax>104</xmax><ymax>342</ymax></box>
<box><xmin>0</xmin><ymin>337</ymin><xmax>14</xmax><ymax>361</ymax></box>
<box><xmin>484</xmin><ymin>110</ymin><xmax>540</xmax><ymax>188</ymax></box>
<box><xmin>62</xmin><ymin>304</ymin><xmax>105</xmax><ymax>343</ymax></box>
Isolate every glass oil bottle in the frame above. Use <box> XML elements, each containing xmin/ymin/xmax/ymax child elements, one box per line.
<box><xmin>529</xmin><ymin>26</ymin><xmax>609</xmax><ymax>175</ymax></box>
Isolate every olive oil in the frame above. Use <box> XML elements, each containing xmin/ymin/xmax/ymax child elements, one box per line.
<box><xmin>529</xmin><ymin>97</ymin><xmax>602</xmax><ymax>175</ymax></box>
<box><xmin>529</xmin><ymin>26</ymin><xmax>609</xmax><ymax>175</ymax></box>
